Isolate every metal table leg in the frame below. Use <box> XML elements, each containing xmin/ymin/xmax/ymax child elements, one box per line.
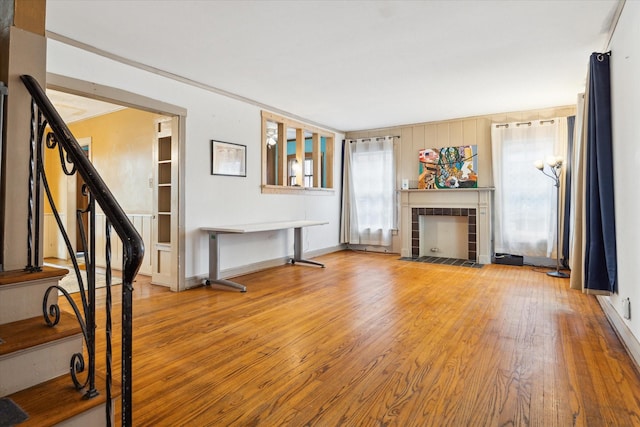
<box><xmin>291</xmin><ymin>227</ymin><xmax>325</xmax><ymax>268</ymax></box>
<box><xmin>204</xmin><ymin>232</ymin><xmax>247</xmax><ymax>292</ymax></box>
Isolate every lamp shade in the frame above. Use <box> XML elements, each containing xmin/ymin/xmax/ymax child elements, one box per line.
<box><xmin>546</xmin><ymin>156</ymin><xmax>563</xmax><ymax>168</ymax></box>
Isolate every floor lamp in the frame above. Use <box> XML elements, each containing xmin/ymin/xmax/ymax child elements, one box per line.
<box><xmin>534</xmin><ymin>157</ymin><xmax>570</xmax><ymax>278</ymax></box>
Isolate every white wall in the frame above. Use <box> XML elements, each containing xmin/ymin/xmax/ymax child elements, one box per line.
<box><xmin>46</xmin><ymin>40</ymin><xmax>344</xmax><ymax>281</ymax></box>
<box><xmin>609</xmin><ymin>2</ymin><xmax>640</xmax><ymax>339</ymax></box>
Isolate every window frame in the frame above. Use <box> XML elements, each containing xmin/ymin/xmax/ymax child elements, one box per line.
<box><xmin>261</xmin><ymin>111</ymin><xmax>335</xmax><ymax>194</ymax></box>
<box><xmin>287</xmin><ymin>154</ymin><xmax>321</xmax><ymax>188</ymax></box>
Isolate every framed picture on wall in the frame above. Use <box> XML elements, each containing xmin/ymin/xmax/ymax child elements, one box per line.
<box><xmin>211</xmin><ymin>140</ymin><xmax>246</xmax><ymax>177</ymax></box>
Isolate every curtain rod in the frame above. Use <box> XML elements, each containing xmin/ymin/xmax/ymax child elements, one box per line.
<box><xmin>494</xmin><ymin>119</ymin><xmax>555</xmax><ymax>128</ymax></box>
<box><xmin>350</xmin><ymin>135</ymin><xmax>401</xmax><ymax>142</ymax></box>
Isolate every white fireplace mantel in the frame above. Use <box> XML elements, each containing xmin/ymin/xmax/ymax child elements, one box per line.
<box><xmin>399</xmin><ymin>188</ymin><xmax>494</xmax><ymax>264</ymax></box>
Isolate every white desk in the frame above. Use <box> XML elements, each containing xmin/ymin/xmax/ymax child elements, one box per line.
<box><xmin>201</xmin><ymin>220</ymin><xmax>328</xmax><ymax>292</ymax></box>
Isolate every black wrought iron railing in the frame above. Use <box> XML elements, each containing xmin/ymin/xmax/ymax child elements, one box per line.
<box><xmin>0</xmin><ymin>81</ymin><xmax>7</xmax><ymax>271</ymax></box>
<box><xmin>21</xmin><ymin>74</ymin><xmax>144</xmax><ymax>426</ymax></box>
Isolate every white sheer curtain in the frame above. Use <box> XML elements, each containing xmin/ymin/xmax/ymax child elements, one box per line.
<box><xmin>491</xmin><ymin>118</ymin><xmax>568</xmax><ymax>258</ymax></box>
<box><xmin>341</xmin><ymin>137</ymin><xmax>395</xmax><ymax>246</ymax></box>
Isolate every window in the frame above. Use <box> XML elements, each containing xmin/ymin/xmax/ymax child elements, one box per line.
<box><xmin>261</xmin><ymin>111</ymin><xmax>334</xmax><ymax>193</ymax></box>
<box><xmin>288</xmin><ymin>156</ymin><xmax>321</xmax><ymax>187</ymax></box>
<box><xmin>491</xmin><ymin>119</ymin><xmax>568</xmax><ymax>258</ymax></box>
<box><xmin>343</xmin><ymin>137</ymin><xmax>395</xmax><ymax>246</ymax></box>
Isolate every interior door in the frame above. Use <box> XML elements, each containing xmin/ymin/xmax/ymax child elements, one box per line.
<box><xmin>151</xmin><ymin>117</ymin><xmax>179</xmax><ymax>290</ymax></box>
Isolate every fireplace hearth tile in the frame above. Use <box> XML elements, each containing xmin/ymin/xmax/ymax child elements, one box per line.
<box><xmin>399</xmin><ymin>256</ymin><xmax>483</xmax><ymax>268</ymax></box>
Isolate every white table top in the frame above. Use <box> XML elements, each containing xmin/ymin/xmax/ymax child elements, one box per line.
<box><xmin>201</xmin><ymin>220</ymin><xmax>328</xmax><ymax>234</ymax></box>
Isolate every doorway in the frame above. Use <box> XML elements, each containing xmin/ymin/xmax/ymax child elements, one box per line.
<box><xmin>43</xmin><ymin>76</ymin><xmax>185</xmax><ymax>291</ymax></box>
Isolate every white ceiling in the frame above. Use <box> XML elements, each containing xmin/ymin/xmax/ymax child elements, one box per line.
<box><xmin>45</xmin><ymin>0</ymin><xmax>621</xmax><ymax>132</ymax></box>
<box><xmin>46</xmin><ymin>89</ymin><xmax>125</xmax><ymax>124</ymax></box>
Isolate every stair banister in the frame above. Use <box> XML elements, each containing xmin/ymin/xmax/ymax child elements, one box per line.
<box><xmin>0</xmin><ymin>81</ymin><xmax>6</xmax><ymax>271</ymax></box>
<box><xmin>20</xmin><ymin>74</ymin><xmax>144</xmax><ymax>427</ymax></box>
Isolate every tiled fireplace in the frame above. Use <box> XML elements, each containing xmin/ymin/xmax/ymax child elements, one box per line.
<box><xmin>411</xmin><ymin>207</ymin><xmax>476</xmax><ymax>260</ymax></box>
<box><xmin>400</xmin><ymin>188</ymin><xmax>493</xmax><ymax>264</ymax></box>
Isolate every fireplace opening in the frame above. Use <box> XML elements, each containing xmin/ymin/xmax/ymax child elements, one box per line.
<box><xmin>411</xmin><ymin>207</ymin><xmax>476</xmax><ymax>261</ymax></box>
<box><xmin>419</xmin><ymin>216</ymin><xmax>467</xmax><ymax>258</ymax></box>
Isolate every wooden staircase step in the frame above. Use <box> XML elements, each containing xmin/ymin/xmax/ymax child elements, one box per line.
<box><xmin>8</xmin><ymin>373</ymin><xmax>120</xmax><ymax>426</ymax></box>
<box><xmin>0</xmin><ymin>266</ymin><xmax>69</xmax><ymax>287</ymax></box>
<box><xmin>0</xmin><ymin>266</ymin><xmax>69</xmax><ymax>325</ymax></box>
<box><xmin>0</xmin><ymin>311</ymin><xmax>81</xmax><ymax>356</ymax></box>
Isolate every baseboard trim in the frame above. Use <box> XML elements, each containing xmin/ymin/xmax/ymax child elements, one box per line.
<box><xmin>185</xmin><ymin>256</ymin><xmax>288</xmax><ymax>290</ymax></box>
<box><xmin>597</xmin><ymin>295</ymin><xmax>640</xmax><ymax>373</ymax></box>
<box><xmin>345</xmin><ymin>244</ymin><xmax>395</xmax><ymax>254</ymax></box>
<box><xmin>304</xmin><ymin>244</ymin><xmax>346</xmax><ymax>259</ymax></box>
<box><xmin>185</xmin><ymin>245</ymin><xmax>345</xmax><ymax>290</ymax></box>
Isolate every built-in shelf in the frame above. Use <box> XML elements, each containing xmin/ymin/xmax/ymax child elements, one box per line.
<box><xmin>158</xmin><ymin>186</ymin><xmax>171</xmax><ymax>213</ymax></box>
<box><xmin>157</xmin><ymin>214</ymin><xmax>171</xmax><ymax>244</ymax></box>
<box><xmin>158</xmin><ymin>163</ymin><xmax>171</xmax><ymax>185</ymax></box>
<box><xmin>153</xmin><ymin>118</ymin><xmax>178</xmax><ymax>288</ymax></box>
<box><xmin>156</xmin><ymin>127</ymin><xmax>172</xmax><ymax>245</ymax></box>
<box><xmin>158</xmin><ymin>136</ymin><xmax>171</xmax><ymax>162</ymax></box>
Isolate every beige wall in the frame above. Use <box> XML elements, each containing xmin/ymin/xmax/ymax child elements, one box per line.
<box><xmin>42</xmin><ymin>139</ymin><xmax>66</xmax><ymax>214</ymax></box>
<box><xmin>42</xmin><ymin>107</ymin><xmax>160</xmax><ymax>264</ymax></box>
<box><xmin>346</xmin><ymin>105</ymin><xmax>577</xmax><ymax>253</ymax></box>
<box><xmin>347</xmin><ymin>105</ymin><xmax>576</xmax><ymax>190</ymax></box>
<box><xmin>65</xmin><ymin>108</ymin><xmax>161</xmax><ymax>214</ymax></box>
<box><xmin>43</xmin><ymin>107</ymin><xmax>160</xmax><ymax>219</ymax></box>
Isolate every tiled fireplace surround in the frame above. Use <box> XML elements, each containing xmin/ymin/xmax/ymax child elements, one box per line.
<box><xmin>401</xmin><ymin>189</ymin><xmax>492</xmax><ymax>264</ymax></box>
<box><xmin>411</xmin><ymin>207</ymin><xmax>476</xmax><ymax>260</ymax></box>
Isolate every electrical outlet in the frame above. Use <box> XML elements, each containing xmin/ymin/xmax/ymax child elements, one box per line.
<box><xmin>622</xmin><ymin>297</ymin><xmax>631</xmax><ymax>320</ymax></box>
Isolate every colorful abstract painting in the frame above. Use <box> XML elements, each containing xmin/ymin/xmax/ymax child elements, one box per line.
<box><xmin>418</xmin><ymin>145</ymin><xmax>478</xmax><ymax>189</ymax></box>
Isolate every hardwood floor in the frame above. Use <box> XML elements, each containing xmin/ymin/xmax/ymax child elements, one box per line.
<box><xmin>60</xmin><ymin>250</ymin><xmax>640</xmax><ymax>426</ymax></box>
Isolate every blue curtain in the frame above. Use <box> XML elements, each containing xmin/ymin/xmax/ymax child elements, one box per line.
<box><xmin>585</xmin><ymin>52</ymin><xmax>617</xmax><ymax>293</ymax></box>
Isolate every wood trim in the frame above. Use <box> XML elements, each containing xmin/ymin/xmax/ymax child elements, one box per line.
<box><xmin>46</xmin><ymin>73</ymin><xmax>187</xmax><ymax>117</ymax></box>
<box><xmin>325</xmin><ymin>135</ymin><xmax>334</xmax><ymax>189</ymax></box>
<box><xmin>277</xmin><ymin>122</ymin><xmax>287</xmax><ymax>186</ymax></box>
<box><xmin>312</xmin><ymin>133</ymin><xmax>321</xmax><ymax>188</ymax></box>
<box><xmin>9</xmin><ymin>373</ymin><xmax>118</xmax><ymax>427</ymax></box>
<box><xmin>0</xmin><ymin>265</ymin><xmax>68</xmax><ymax>286</ymax></box>
<box><xmin>261</xmin><ymin>110</ymin><xmax>335</xmax><ymax>137</ymax></box>
<box><xmin>261</xmin><ymin>110</ymin><xmax>336</xmax><ymax>191</ymax></box>
<box><xmin>261</xmin><ymin>185</ymin><xmax>335</xmax><ymax>195</ymax></box>
<box><xmin>13</xmin><ymin>0</ymin><xmax>45</xmax><ymax>36</ymax></box>
<box><xmin>0</xmin><ymin>311</ymin><xmax>79</xmax><ymax>355</ymax></box>
<box><xmin>46</xmin><ymin>73</ymin><xmax>186</xmax><ymax>291</ymax></box>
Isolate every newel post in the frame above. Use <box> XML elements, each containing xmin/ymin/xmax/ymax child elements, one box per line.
<box><xmin>0</xmin><ymin>0</ymin><xmax>47</xmax><ymax>271</ymax></box>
